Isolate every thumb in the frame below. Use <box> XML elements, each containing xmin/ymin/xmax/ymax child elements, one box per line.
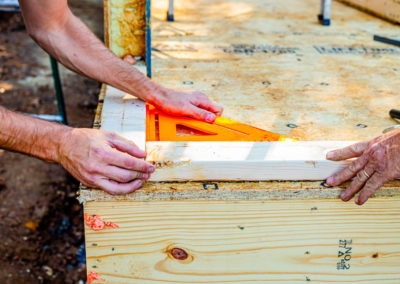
<box><xmin>188</xmin><ymin>105</ymin><xmax>216</xmax><ymax>123</ymax></box>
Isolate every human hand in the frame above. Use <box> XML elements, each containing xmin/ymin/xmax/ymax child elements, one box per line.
<box><xmin>326</xmin><ymin>129</ymin><xmax>400</xmax><ymax>205</ymax></box>
<box><xmin>150</xmin><ymin>87</ymin><xmax>223</xmax><ymax>123</ymax></box>
<box><xmin>57</xmin><ymin>128</ymin><xmax>154</xmax><ymax>195</ymax></box>
<box><xmin>121</xmin><ymin>55</ymin><xmax>223</xmax><ymax>122</ymax></box>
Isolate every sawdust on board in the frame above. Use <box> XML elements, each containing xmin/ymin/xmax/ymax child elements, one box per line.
<box><xmin>152</xmin><ymin>160</ymin><xmax>192</xmax><ymax>169</ymax></box>
<box><xmin>305</xmin><ymin>161</ymin><xmax>317</xmax><ymax>168</ymax></box>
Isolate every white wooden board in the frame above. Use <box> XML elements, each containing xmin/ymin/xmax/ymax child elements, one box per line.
<box><xmin>100</xmin><ymin>63</ymin><xmax>147</xmax><ymax>150</ymax></box>
<box><xmin>146</xmin><ymin>141</ymin><xmax>355</xmax><ymax>181</ymax></box>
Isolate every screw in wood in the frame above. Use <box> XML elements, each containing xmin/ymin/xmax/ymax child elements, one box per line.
<box><xmin>356</xmin><ymin>124</ymin><xmax>368</xmax><ymax>128</ymax></box>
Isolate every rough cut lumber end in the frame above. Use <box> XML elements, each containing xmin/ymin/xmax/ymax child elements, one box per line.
<box><xmin>106</xmin><ymin>0</ymin><xmax>146</xmax><ymax>58</ymax></box>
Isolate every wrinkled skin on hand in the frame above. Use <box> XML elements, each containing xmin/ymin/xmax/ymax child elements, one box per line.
<box><xmin>326</xmin><ymin>129</ymin><xmax>400</xmax><ymax>205</ymax></box>
<box><xmin>151</xmin><ymin>88</ymin><xmax>224</xmax><ymax>123</ymax></box>
<box><xmin>58</xmin><ymin>128</ymin><xmax>155</xmax><ymax>195</ymax></box>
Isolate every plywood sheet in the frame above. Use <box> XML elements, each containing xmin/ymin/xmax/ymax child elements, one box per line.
<box><xmin>79</xmin><ymin>179</ymin><xmax>400</xmax><ymax>202</ymax></box>
<box><xmin>151</xmin><ymin>0</ymin><xmax>400</xmax><ymax>141</ymax></box>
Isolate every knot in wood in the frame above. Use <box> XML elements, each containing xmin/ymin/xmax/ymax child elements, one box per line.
<box><xmin>170</xmin><ymin>248</ymin><xmax>188</xmax><ymax>260</ymax></box>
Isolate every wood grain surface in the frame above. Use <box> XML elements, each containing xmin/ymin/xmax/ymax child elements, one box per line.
<box><xmin>146</xmin><ymin>141</ymin><xmax>355</xmax><ymax>181</ymax></box>
<box><xmin>85</xmin><ymin>199</ymin><xmax>400</xmax><ymax>283</ymax></box>
<box><xmin>100</xmin><ymin>62</ymin><xmax>147</xmax><ymax>150</ymax></box>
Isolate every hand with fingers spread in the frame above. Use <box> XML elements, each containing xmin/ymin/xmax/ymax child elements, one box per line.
<box><xmin>58</xmin><ymin>128</ymin><xmax>155</xmax><ymax>195</ymax></box>
<box><xmin>149</xmin><ymin>87</ymin><xmax>224</xmax><ymax>123</ymax></box>
<box><xmin>326</xmin><ymin>129</ymin><xmax>400</xmax><ymax>205</ymax></box>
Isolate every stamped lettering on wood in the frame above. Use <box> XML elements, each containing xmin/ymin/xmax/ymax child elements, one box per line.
<box><xmin>337</xmin><ymin>239</ymin><xmax>353</xmax><ymax>270</ymax></box>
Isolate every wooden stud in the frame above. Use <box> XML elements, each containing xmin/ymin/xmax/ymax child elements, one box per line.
<box><xmin>100</xmin><ymin>63</ymin><xmax>147</xmax><ymax>150</ymax></box>
<box><xmin>146</xmin><ymin>141</ymin><xmax>355</xmax><ymax>181</ymax></box>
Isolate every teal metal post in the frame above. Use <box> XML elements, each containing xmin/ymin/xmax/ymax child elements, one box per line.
<box><xmin>49</xmin><ymin>56</ymin><xmax>68</xmax><ymax>125</ymax></box>
<box><xmin>146</xmin><ymin>0</ymin><xmax>152</xmax><ymax>78</ymax></box>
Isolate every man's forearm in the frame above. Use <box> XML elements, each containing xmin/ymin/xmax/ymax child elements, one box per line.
<box><xmin>0</xmin><ymin>106</ymin><xmax>68</xmax><ymax>162</ymax></box>
<box><xmin>18</xmin><ymin>0</ymin><xmax>223</xmax><ymax>123</ymax></box>
<box><xmin>19</xmin><ymin>2</ymin><xmax>161</xmax><ymax>102</ymax></box>
<box><xmin>42</xmin><ymin>15</ymin><xmax>160</xmax><ymax>102</ymax></box>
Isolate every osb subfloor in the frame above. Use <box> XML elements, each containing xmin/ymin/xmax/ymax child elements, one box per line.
<box><xmin>151</xmin><ymin>0</ymin><xmax>400</xmax><ymax>141</ymax></box>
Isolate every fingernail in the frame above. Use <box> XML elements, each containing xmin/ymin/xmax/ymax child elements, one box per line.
<box><xmin>143</xmin><ymin>173</ymin><xmax>149</xmax><ymax>179</ymax></box>
<box><xmin>326</xmin><ymin>151</ymin><xmax>334</xmax><ymax>159</ymax></box>
<box><xmin>136</xmin><ymin>180</ymin><xmax>143</xmax><ymax>187</ymax></box>
<box><xmin>205</xmin><ymin>113</ymin><xmax>215</xmax><ymax>123</ymax></box>
<box><xmin>148</xmin><ymin>166</ymin><xmax>155</xmax><ymax>173</ymax></box>
<box><xmin>355</xmin><ymin>197</ymin><xmax>361</xmax><ymax>205</ymax></box>
<box><xmin>340</xmin><ymin>191</ymin><xmax>346</xmax><ymax>199</ymax></box>
<box><xmin>326</xmin><ymin>176</ymin><xmax>334</xmax><ymax>185</ymax></box>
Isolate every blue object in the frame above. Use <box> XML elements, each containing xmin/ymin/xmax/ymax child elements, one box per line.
<box><xmin>374</xmin><ymin>35</ymin><xmax>400</xmax><ymax>48</ymax></box>
<box><xmin>77</xmin><ymin>242</ymin><xmax>86</xmax><ymax>265</ymax></box>
<box><xmin>146</xmin><ymin>0</ymin><xmax>152</xmax><ymax>78</ymax></box>
<box><xmin>167</xmin><ymin>0</ymin><xmax>174</xmax><ymax>22</ymax></box>
<box><xmin>0</xmin><ymin>0</ymin><xmax>20</xmax><ymax>12</ymax></box>
<box><xmin>57</xmin><ymin>216</ymin><xmax>71</xmax><ymax>236</ymax></box>
<box><xmin>321</xmin><ymin>19</ymin><xmax>330</xmax><ymax>26</ymax></box>
<box><xmin>167</xmin><ymin>13</ymin><xmax>174</xmax><ymax>22</ymax></box>
<box><xmin>50</xmin><ymin>56</ymin><xmax>68</xmax><ymax>125</ymax></box>
<box><xmin>319</xmin><ymin>0</ymin><xmax>331</xmax><ymax>26</ymax></box>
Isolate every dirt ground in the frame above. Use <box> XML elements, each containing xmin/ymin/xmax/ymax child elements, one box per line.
<box><xmin>0</xmin><ymin>1</ymin><xmax>103</xmax><ymax>283</ymax></box>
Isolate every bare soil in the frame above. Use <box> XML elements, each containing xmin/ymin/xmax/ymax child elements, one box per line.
<box><xmin>0</xmin><ymin>1</ymin><xmax>103</xmax><ymax>282</ymax></box>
